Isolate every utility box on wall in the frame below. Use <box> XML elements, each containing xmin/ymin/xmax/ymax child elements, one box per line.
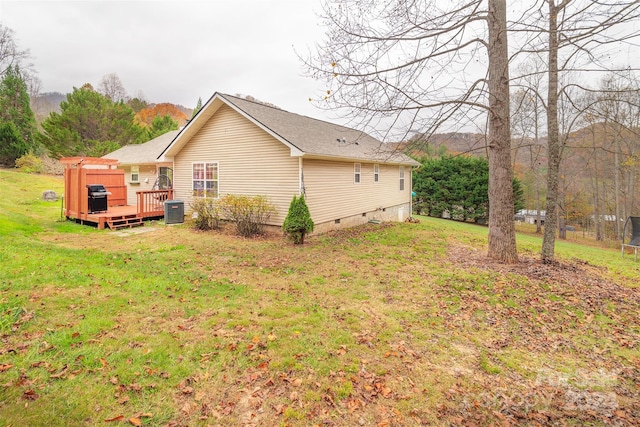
<box><xmin>164</xmin><ymin>200</ymin><xmax>184</xmax><ymax>225</ymax></box>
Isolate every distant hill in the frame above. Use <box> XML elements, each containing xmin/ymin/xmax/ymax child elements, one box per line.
<box><xmin>399</xmin><ymin>131</ymin><xmax>549</xmax><ymax>177</ymax></box>
<box><xmin>400</xmin><ymin>132</ymin><xmax>490</xmax><ymax>160</ymax></box>
<box><xmin>31</xmin><ymin>92</ymin><xmax>66</xmax><ymax>122</ymax></box>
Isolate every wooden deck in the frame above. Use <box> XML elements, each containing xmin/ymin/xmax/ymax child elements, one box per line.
<box><xmin>86</xmin><ymin>205</ymin><xmax>144</xmax><ymax>230</ymax></box>
<box><xmin>68</xmin><ymin>190</ymin><xmax>174</xmax><ymax>230</ymax></box>
<box><xmin>61</xmin><ymin>158</ymin><xmax>177</xmax><ymax>230</ymax></box>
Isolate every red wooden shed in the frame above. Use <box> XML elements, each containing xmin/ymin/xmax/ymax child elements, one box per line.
<box><xmin>61</xmin><ymin>157</ymin><xmax>172</xmax><ymax>229</ymax></box>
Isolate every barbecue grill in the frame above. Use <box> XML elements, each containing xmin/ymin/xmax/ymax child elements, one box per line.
<box><xmin>86</xmin><ymin>184</ymin><xmax>109</xmax><ymax>213</ymax></box>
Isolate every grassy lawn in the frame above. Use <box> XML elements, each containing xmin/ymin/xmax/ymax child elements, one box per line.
<box><xmin>1</xmin><ymin>169</ymin><xmax>639</xmax><ymax>426</ymax></box>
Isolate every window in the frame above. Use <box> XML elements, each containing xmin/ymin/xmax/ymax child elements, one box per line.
<box><xmin>193</xmin><ymin>162</ymin><xmax>219</xmax><ymax>198</ymax></box>
<box><xmin>130</xmin><ymin>166</ymin><xmax>139</xmax><ymax>183</ymax></box>
<box><xmin>399</xmin><ymin>166</ymin><xmax>405</xmax><ymax>191</ymax></box>
<box><xmin>374</xmin><ymin>164</ymin><xmax>379</xmax><ymax>183</ymax></box>
<box><xmin>354</xmin><ymin>163</ymin><xmax>361</xmax><ymax>183</ymax></box>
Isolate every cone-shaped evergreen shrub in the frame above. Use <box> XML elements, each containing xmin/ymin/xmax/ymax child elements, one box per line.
<box><xmin>283</xmin><ymin>195</ymin><xmax>314</xmax><ymax>244</ymax></box>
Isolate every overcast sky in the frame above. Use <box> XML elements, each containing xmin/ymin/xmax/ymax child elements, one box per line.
<box><xmin>0</xmin><ymin>0</ymin><xmax>335</xmax><ymax>121</ymax></box>
<box><xmin>1</xmin><ymin>1</ymin><xmax>639</xmax><ymax>138</ymax></box>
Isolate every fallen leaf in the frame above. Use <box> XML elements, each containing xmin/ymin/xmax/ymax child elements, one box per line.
<box><xmin>128</xmin><ymin>417</ymin><xmax>142</xmax><ymax>426</ymax></box>
<box><xmin>30</xmin><ymin>361</ymin><xmax>49</xmax><ymax>369</ymax></box>
<box><xmin>252</xmin><ymin>335</ymin><xmax>260</xmax><ymax>343</ymax></box>
<box><xmin>104</xmin><ymin>415</ymin><xmax>124</xmax><ymax>422</ymax></box>
<box><xmin>381</xmin><ymin>386</ymin><xmax>392</xmax><ymax>398</ymax></box>
<box><xmin>50</xmin><ymin>365</ymin><xmax>68</xmax><ymax>379</ymax></box>
<box><xmin>0</xmin><ymin>364</ymin><xmax>13</xmax><ymax>372</ymax></box>
<box><xmin>22</xmin><ymin>389</ymin><xmax>38</xmax><ymax>400</ymax></box>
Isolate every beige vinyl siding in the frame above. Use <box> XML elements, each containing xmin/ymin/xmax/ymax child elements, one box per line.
<box><xmin>173</xmin><ymin>105</ymin><xmax>299</xmax><ymax>225</ymax></box>
<box><xmin>119</xmin><ymin>164</ymin><xmax>158</xmax><ymax>206</ymax></box>
<box><xmin>302</xmin><ymin>159</ymin><xmax>411</xmax><ymax>225</ymax></box>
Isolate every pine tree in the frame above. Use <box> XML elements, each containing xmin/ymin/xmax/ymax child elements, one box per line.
<box><xmin>0</xmin><ymin>65</ymin><xmax>38</xmax><ymax>163</ymax></box>
<box><xmin>0</xmin><ymin>121</ymin><xmax>28</xmax><ymax>166</ymax></box>
<box><xmin>283</xmin><ymin>195</ymin><xmax>314</xmax><ymax>245</ymax></box>
<box><xmin>40</xmin><ymin>85</ymin><xmax>145</xmax><ymax>158</ymax></box>
<box><xmin>192</xmin><ymin>97</ymin><xmax>203</xmax><ymax>118</ymax></box>
<box><xmin>145</xmin><ymin>115</ymin><xmax>179</xmax><ymax>140</ymax></box>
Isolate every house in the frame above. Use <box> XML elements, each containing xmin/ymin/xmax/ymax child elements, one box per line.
<box><xmin>515</xmin><ymin>209</ymin><xmax>546</xmax><ymax>225</ymax></box>
<box><xmin>109</xmin><ymin>92</ymin><xmax>420</xmax><ymax>232</ymax></box>
<box><xmin>103</xmin><ymin>130</ymin><xmax>178</xmax><ymax>206</ymax></box>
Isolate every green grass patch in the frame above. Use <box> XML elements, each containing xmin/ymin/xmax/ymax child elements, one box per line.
<box><xmin>1</xmin><ymin>170</ymin><xmax>640</xmax><ymax>426</ymax></box>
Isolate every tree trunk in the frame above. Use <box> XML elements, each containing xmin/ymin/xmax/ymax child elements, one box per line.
<box><xmin>541</xmin><ymin>0</ymin><xmax>560</xmax><ymax>263</ymax></box>
<box><xmin>614</xmin><ymin>131</ymin><xmax>622</xmax><ymax>239</ymax></box>
<box><xmin>534</xmin><ymin>122</ymin><xmax>542</xmax><ymax>234</ymax></box>
<box><xmin>629</xmin><ymin>167</ymin><xmax>635</xmax><ymax>219</ymax></box>
<box><xmin>487</xmin><ymin>0</ymin><xmax>518</xmax><ymax>263</ymax></box>
<box><xmin>592</xmin><ymin>131</ymin><xmax>604</xmax><ymax>241</ymax></box>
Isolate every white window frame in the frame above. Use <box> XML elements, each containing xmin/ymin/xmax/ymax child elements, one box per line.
<box><xmin>192</xmin><ymin>162</ymin><xmax>219</xmax><ymax>198</ymax></box>
<box><xmin>130</xmin><ymin>165</ymin><xmax>139</xmax><ymax>183</ymax></box>
<box><xmin>354</xmin><ymin>163</ymin><xmax>361</xmax><ymax>184</ymax></box>
<box><xmin>399</xmin><ymin>166</ymin><xmax>405</xmax><ymax>191</ymax></box>
<box><xmin>374</xmin><ymin>163</ymin><xmax>380</xmax><ymax>183</ymax></box>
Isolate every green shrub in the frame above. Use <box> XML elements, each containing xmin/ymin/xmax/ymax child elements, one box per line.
<box><xmin>189</xmin><ymin>198</ymin><xmax>221</xmax><ymax>230</ymax></box>
<box><xmin>217</xmin><ymin>194</ymin><xmax>275</xmax><ymax>237</ymax></box>
<box><xmin>283</xmin><ymin>195</ymin><xmax>314</xmax><ymax>244</ymax></box>
<box><xmin>15</xmin><ymin>152</ymin><xmax>44</xmax><ymax>173</ymax></box>
<box><xmin>0</xmin><ymin>121</ymin><xmax>29</xmax><ymax>166</ymax></box>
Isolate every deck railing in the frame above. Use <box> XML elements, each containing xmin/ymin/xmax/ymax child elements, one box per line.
<box><xmin>136</xmin><ymin>190</ymin><xmax>174</xmax><ymax>218</ymax></box>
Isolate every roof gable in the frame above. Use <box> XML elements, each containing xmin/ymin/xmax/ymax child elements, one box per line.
<box><xmin>105</xmin><ymin>130</ymin><xmax>179</xmax><ymax>165</ymax></box>
<box><xmin>161</xmin><ymin>92</ymin><xmax>420</xmax><ymax>166</ymax></box>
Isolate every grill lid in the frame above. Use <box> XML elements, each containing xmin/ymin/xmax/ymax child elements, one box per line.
<box><xmin>87</xmin><ymin>184</ymin><xmax>108</xmax><ymax>195</ymax></box>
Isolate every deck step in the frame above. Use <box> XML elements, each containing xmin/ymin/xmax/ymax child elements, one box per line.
<box><xmin>107</xmin><ymin>214</ymin><xmax>144</xmax><ymax>230</ymax></box>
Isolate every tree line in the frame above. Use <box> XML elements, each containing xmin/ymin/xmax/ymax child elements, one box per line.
<box><xmin>412</xmin><ymin>155</ymin><xmax>525</xmax><ymax>223</ymax></box>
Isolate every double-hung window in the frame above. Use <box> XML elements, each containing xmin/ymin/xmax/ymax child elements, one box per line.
<box><xmin>374</xmin><ymin>164</ymin><xmax>379</xmax><ymax>183</ymax></box>
<box><xmin>399</xmin><ymin>166</ymin><xmax>405</xmax><ymax>191</ymax></box>
<box><xmin>193</xmin><ymin>162</ymin><xmax>219</xmax><ymax>198</ymax></box>
<box><xmin>354</xmin><ymin>163</ymin><xmax>361</xmax><ymax>183</ymax></box>
<box><xmin>130</xmin><ymin>166</ymin><xmax>139</xmax><ymax>183</ymax></box>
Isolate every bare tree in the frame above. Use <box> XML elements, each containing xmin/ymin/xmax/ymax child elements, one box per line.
<box><xmin>0</xmin><ymin>24</ymin><xmax>32</xmax><ymax>77</ymax></box>
<box><xmin>511</xmin><ymin>59</ymin><xmax>550</xmax><ymax>233</ymax></box>
<box><xmin>98</xmin><ymin>72</ymin><xmax>128</xmax><ymax>103</ymax></box>
<box><xmin>595</xmin><ymin>74</ymin><xmax>640</xmax><ymax>238</ymax></box>
<box><xmin>305</xmin><ymin>0</ymin><xmax>518</xmax><ymax>262</ymax></box>
<box><xmin>509</xmin><ymin>0</ymin><xmax>640</xmax><ymax>262</ymax></box>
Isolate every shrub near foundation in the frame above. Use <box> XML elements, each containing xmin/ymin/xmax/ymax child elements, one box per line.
<box><xmin>189</xmin><ymin>198</ymin><xmax>221</xmax><ymax>230</ymax></box>
<box><xmin>283</xmin><ymin>195</ymin><xmax>314</xmax><ymax>244</ymax></box>
<box><xmin>217</xmin><ymin>194</ymin><xmax>275</xmax><ymax>237</ymax></box>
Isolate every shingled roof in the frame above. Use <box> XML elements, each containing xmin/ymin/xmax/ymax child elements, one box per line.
<box><xmin>160</xmin><ymin>93</ymin><xmax>420</xmax><ymax>167</ymax></box>
<box><xmin>105</xmin><ymin>130</ymin><xmax>179</xmax><ymax>165</ymax></box>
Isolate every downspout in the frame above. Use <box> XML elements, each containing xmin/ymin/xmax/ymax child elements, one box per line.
<box><xmin>410</xmin><ymin>165</ymin><xmax>417</xmax><ymax>218</ymax></box>
<box><xmin>299</xmin><ymin>157</ymin><xmax>305</xmax><ymax>196</ymax></box>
